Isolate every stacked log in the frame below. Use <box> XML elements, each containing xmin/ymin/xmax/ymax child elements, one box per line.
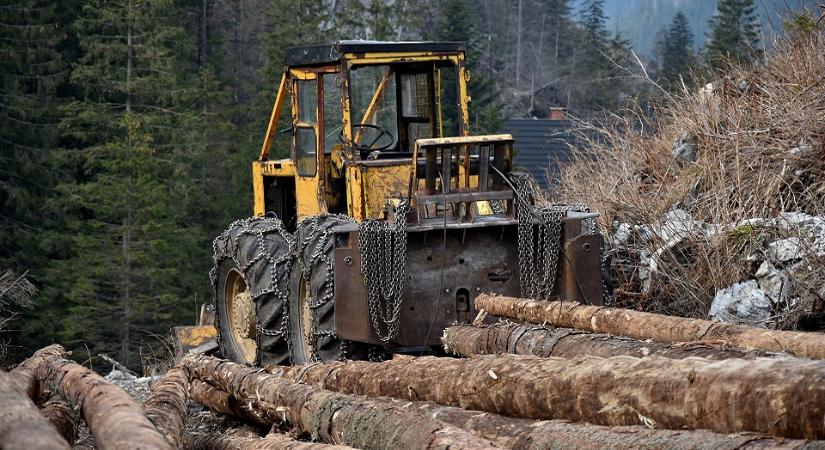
<box><xmin>191</xmin><ymin>429</ymin><xmax>356</xmax><ymax>450</ymax></box>
<box><xmin>0</xmin><ymin>371</ymin><xmax>71</xmax><ymax>450</ymax></box>
<box><xmin>474</xmin><ymin>294</ymin><xmax>825</xmax><ymax>359</ymax></box>
<box><xmin>182</xmin><ymin>353</ymin><xmax>497</xmax><ymax>450</ymax></box>
<box><xmin>144</xmin><ymin>366</ymin><xmax>191</xmax><ymax>448</ymax></box>
<box><xmin>442</xmin><ymin>322</ymin><xmax>780</xmax><ymax>360</ymax></box>
<box><xmin>267</xmin><ymin>353</ymin><xmax>825</xmax><ymax>439</ymax></box>
<box><xmin>34</xmin><ymin>354</ymin><xmax>173</xmax><ymax>450</ymax></box>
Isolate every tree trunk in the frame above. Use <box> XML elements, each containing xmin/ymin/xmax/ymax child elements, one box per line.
<box><xmin>39</xmin><ymin>394</ymin><xmax>80</xmax><ymax>444</ymax></box>
<box><xmin>475</xmin><ymin>294</ymin><xmax>825</xmax><ymax>359</ymax></box>
<box><xmin>268</xmin><ymin>354</ymin><xmax>825</xmax><ymax>439</ymax></box>
<box><xmin>442</xmin><ymin>322</ymin><xmax>779</xmax><ymax>360</ymax></box>
<box><xmin>144</xmin><ymin>366</ymin><xmax>190</xmax><ymax>448</ymax></box>
<box><xmin>0</xmin><ymin>371</ymin><xmax>71</xmax><ymax>450</ymax></box>
<box><xmin>296</xmin><ymin>394</ymin><xmax>817</xmax><ymax>450</ymax></box>
<box><xmin>35</xmin><ymin>350</ymin><xmax>172</xmax><ymax>450</ymax></box>
<box><xmin>191</xmin><ymin>430</ymin><xmax>356</xmax><ymax>450</ymax></box>
<box><xmin>181</xmin><ymin>354</ymin><xmax>497</xmax><ymax>449</ymax></box>
<box><xmin>8</xmin><ymin>344</ymin><xmax>68</xmax><ymax>400</ymax></box>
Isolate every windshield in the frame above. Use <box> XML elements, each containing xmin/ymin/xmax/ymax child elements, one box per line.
<box><xmin>349</xmin><ymin>65</ymin><xmax>399</xmax><ymax>151</ymax></box>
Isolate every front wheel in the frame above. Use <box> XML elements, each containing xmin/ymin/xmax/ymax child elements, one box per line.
<box><xmin>212</xmin><ymin>216</ymin><xmax>292</xmax><ymax>365</ymax></box>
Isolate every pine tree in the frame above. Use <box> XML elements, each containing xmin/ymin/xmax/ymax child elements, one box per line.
<box><xmin>49</xmin><ymin>0</ymin><xmax>205</xmax><ymax>369</ymax></box>
<box><xmin>569</xmin><ymin>0</ymin><xmax>611</xmax><ymax>113</ymax></box>
<box><xmin>706</xmin><ymin>0</ymin><xmax>762</xmax><ymax>70</ymax></box>
<box><xmin>655</xmin><ymin>12</ymin><xmax>695</xmax><ymax>88</ymax></box>
<box><xmin>0</xmin><ymin>0</ymin><xmax>66</xmax><ymax>272</ymax></box>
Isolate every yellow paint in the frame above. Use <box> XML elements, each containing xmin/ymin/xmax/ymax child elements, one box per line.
<box><xmin>172</xmin><ymin>325</ymin><xmax>216</xmax><ymax>349</ymax></box>
<box><xmin>260</xmin><ymin>73</ymin><xmax>287</xmax><ymax>161</ymax></box>
<box><xmin>251</xmin><ymin>44</ymin><xmax>497</xmax><ymax>224</ymax></box>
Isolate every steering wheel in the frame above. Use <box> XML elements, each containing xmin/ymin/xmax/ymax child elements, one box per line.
<box><xmin>339</xmin><ymin>123</ymin><xmax>394</xmax><ymax>152</ymax></box>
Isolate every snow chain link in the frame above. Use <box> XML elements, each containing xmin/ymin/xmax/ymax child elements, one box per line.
<box><xmin>511</xmin><ymin>172</ymin><xmax>596</xmax><ymax>300</ymax></box>
<box><xmin>210</xmin><ymin>216</ymin><xmax>294</xmax><ymax>342</ymax></box>
<box><xmin>358</xmin><ymin>202</ymin><xmax>410</xmax><ymax>343</ymax></box>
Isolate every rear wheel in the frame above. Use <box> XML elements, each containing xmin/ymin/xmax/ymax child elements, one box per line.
<box><xmin>288</xmin><ymin>214</ymin><xmax>365</xmax><ymax>363</ymax></box>
<box><xmin>212</xmin><ymin>216</ymin><xmax>293</xmax><ymax>365</ymax></box>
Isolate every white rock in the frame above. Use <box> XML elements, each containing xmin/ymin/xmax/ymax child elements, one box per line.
<box><xmin>709</xmin><ymin>280</ymin><xmax>772</xmax><ymax>327</ymax></box>
<box><xmin>755</xmin><ymin>260</ymin><xmax>791</xmax><ymax>303</ymax></box>
<box><xmin>767</xmin><ymin>238</ymin><xmax>803</xmax><ymax>263</ymax></box>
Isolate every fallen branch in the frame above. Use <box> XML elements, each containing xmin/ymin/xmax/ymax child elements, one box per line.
<box><xmin>98</xmin><ymin>353</ymin><xmax>137</xmax><ymax>376</ymax></box>
<box><xmin>0</xmin><ymin>371</ymin><xmax>71</xmax><ymax>450</ymax></box>
<box><xmin>442</xmin><ymin>322</ymin><xmax>779</xmax><ymax>360</ymax></box>
<box><xmin>144</xmin><ymin>366</ymin><xmax>190</xmax><ymax>448</ymax></box>
<box><xmin>475</xmin><ymin>294</ymin><xmax>825</xmax><ymax>359</ymax></box>
<box><xmin>35</xmin><ymin>347</ymin><xmax>172</xmax><ymax>450</ymax></box>
<box><xmin>181</xmin><ymin>354</ymin><xmax>496</xmax><ymax>449</ymax></box>
<box><xmin>39</xmin><ymin>394</ymin><xmax>80</xmax><ymax>444</ymax></box>
<box><xmin>191</xmin><ymin>430</ymin><xmax>355</xmax><ymax>450</ymax></box>
<box><xmin>269</xmin><ymin>354</ymin><xmax>825</xmax><ymax>439</ymax></box>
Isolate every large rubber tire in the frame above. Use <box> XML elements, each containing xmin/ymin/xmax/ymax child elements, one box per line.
<box><xmin>287</xmin><ymin>214</ymin><xmax>365</xmax><ymax>363</ymax></box>
<box><xmin>212</xmin><ymin>216</ymin><xmax>293</xmax><ymax>365</ymax></box>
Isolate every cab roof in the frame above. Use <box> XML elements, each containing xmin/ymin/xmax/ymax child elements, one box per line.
<box><xmin>284</xmin><ymin>40</ymin><xmax>466</xmax><ymax>67</ymax></box>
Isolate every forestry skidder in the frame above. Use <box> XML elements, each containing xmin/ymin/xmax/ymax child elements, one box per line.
<box><xmin>203</xmin><ymin>41</ymin><xmax>606</xmax><ymax>365</ymax></box>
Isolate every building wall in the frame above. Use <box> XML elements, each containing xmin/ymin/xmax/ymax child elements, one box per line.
<box><xmin>499</xmin><ymin>119</ymin><xmax>575</xmax><ymax>189</ymax></box>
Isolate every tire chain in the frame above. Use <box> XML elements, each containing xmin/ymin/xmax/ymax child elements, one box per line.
<box><xmin>211</xmin><ymin>216</ymin><xmax>294</xmax><ymax>343</ymax></box>
<box><xmin>358</xmin><ymin>202</ymin><xmax>410</xmax><ymax>343</ymax></box>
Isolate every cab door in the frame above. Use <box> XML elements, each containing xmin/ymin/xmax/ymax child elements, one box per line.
<box><xmin>291</xmin><ymin>70</ymin><xmax>326</xmax><ymax>219</ymax></box>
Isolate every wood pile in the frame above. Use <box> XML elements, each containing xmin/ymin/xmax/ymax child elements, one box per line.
<box><xmin>3</xmin><ymin>293</ymin><xmax>825</xmax><ymax>449</ymax></box>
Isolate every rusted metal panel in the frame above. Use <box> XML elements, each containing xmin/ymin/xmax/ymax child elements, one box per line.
<box><xmin>333</xmin><ymin>225</ymin><xmax>520</xmax><ymax>347</ymax></box>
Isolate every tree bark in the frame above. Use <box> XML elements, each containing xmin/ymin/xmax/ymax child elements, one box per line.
<box><xmin>35</xmin><ymin>351</ymin><xmax>172</xmax><ymax>450</ymax></box>
<box><xmin>268</xmin><ymin>354</ymin><xmax>825</xmax><ymax>439</ymax></box>
<box><xmin>442</xmin><ymin>322</ymin><xmax>779</xmax><ymax>360</ymax></box>
<box><xmin>0</xmin><ymin>371</ymin><xmax>71</xmax><ymax>450</ymax></box>
<box><xmin>199</xmin><ymin>363</ymin><xmax>821</xmax><ymax>449</ymax></box>
<box><xmin>144</xmin><ymin>366</ymin><xmax>190</xmax><ymax>448</ymax></box>
<box><xmin>39</xmin><ymin>394</ymin><xmax>80</xmax><ymax>444</ymax></box>
<box><xmin>181</xmin><ymin>354</ymin><xmax>497</xmax><ymax>449</ymax></box>
<box><xmin>306</xmin><ymin>395</ymin><xmax>819</xmax><ymax>450</ymax></box>
<box><xmin>191</xmin><ymin>430</ymin><xmax>355</xmax><ymax>450</ymax></box>
<box><xmin>475</xmin><ymin>294</ymin><xmax>825</xmax><ymax>359</ymax></box>
<box><xmin>7</xmin><ymin>344</ymin><xmax>68</xmax><ymax>400</ymax></box>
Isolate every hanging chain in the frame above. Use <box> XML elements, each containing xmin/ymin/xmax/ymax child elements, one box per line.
<box><xmin>358</xmin><ymin>202</ymin><xmax>409</xmax><ymax>343</ymax></box>
<box><xmin>511</xmin><ymin>172</ymin><xmax>592</xmax><ymax>300</ymax></box>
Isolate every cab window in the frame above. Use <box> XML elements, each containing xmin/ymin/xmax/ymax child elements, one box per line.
<box><xmin>323</xmin><ymin>73</ymin><xmax>343</xmax><ymax>154</ymax></box>
<box><xmin>295</xmin><ymin>79</ymin><xmax>317</xmax><ymax>177</ymax></box>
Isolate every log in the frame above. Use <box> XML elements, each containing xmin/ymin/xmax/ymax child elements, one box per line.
<box><xmin>292</xmin><ymin>393</ymin><xmax>822</xmax><ymax>450</ymax></box>
<box><xmin>268</xmin><ymin>354</ymin><xmax>825</xmax><ymax>439</ymax></box>
<box><xmin>189</xmin><ymin>379</ymin><xmax>261</xmax><ymax>423</ymax></box>
<box><xmin>181</xmin><ymin>354</ymin><xmax>496</xmax><ymax>449</ymax></box>
<box><xmin>35</xmin><ymin>350</ymin><xmax>172</xmax><ymax>450</ymax></box>
<box><xmin>475</xmin><ymin>294</ymin><xmax>825</xmax><ymax>359</ymax></box>
<box><xmin>8</xmin><ymin>344</ymin><xmax>68</xmax><ymax>399</ymax></box>
<box><xmin>191</xmin><ymin>430</ymin><xmax>355</xmax><ymax>450</ymax></box>
<box><xmin>144</xmin><ymin>366</ymin><xmax>190</xmax><ymax>448</ymax></box>
<box><xmin>39</xmin><ymin>394</ymin><xmax>80</xmax><ymax>444</ymax></box>
<box><xmin>442</xmin><ymin>322</ymin><xmax>779</xmax><ymax>360</ymax></box>
<box><xmin>200</xmin><ymin>368</ymin><xmax>823</xmax><ymax>450</ymax></box>
<box><xmin>0</xmin><ymin>371</ymin><xmax>71</xmax><ymax>450</ymax></box>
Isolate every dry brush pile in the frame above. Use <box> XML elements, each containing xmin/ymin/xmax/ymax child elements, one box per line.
<box><xmin>553</xmin><ymin>29</ymin><xmax>825</xmax><ymax>328</ymax></box>
<box><xmin>5</xmin><ymin>294</ymin><xmax>825</xmax><ymax>449</ymax></box>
